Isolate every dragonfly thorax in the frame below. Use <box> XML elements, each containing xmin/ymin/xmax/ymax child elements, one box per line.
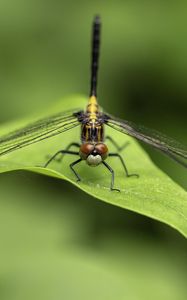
<box><xmin>79</xmin><ymin>142</ymin><xmax>108</xmax><ymax>167</ymax></box>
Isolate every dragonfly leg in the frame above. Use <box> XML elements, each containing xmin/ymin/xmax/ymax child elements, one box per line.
<box><xmin>55</xmin><ymin>142</ymin><xmax>80</xmax><ymax>162</ymax></box>
<box><xmin>44</xmin><ymin>150</ymin><xmax>79</xmax><ymax>168</ymax></box>
<box><xmin>46</xmin><ymin>142</ymin><xmax>80</xmax><ymax>162</ymax></box>
<box><xmin>105</xmin><ymin>136</ymin><xmax>130</xmax><ymax>152</ymax></box>
<box><xmin>102</xmin><ymin>161</ymin><xmax>120</xmax><ymax>192</ymax></box>
<box><xmin>109</xmin><ymin>153</ymin><xmax>139</xmax><ymax>178</ymax></box>
<box><xmin>70</xmin><ymin>158</ymin><xmax>82</xmax><ymax>182</ymax></box>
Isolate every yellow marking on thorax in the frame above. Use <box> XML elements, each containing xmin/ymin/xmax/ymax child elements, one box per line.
<box><xmin>86</xmin><ymin>96</ymin><xmax>99</xmax><ymax>122</ymax></box>
<box><xmin>85</xmin><ymin>125</ymin><xmax>90</xmax><ymax>141</ymax></box>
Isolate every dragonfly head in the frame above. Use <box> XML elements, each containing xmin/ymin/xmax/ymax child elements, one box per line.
<box><xmin>79</xmin><ymin>143</ymin><xmax>108</xmax><ymax>167</ymax></box>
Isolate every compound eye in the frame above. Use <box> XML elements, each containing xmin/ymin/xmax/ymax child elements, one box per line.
<box><xmin>95</xmin><ymin>143</ymin><xmax>108</xmax><ymax>159</ymax></box>
<box><xmin>79</xmin><ymin>143</ymin><xmax>94</xmax><ymax>160</ymax></box>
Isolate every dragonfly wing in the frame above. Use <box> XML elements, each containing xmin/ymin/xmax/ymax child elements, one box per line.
<box><xmin>0</xmin><ymin>109</ymin><xmax>83</xmax><ymax>156</ymax></box>
<box><xmin>104</xmin><ymin>113</ymin><xmax>187</xmax><ymax>168</ymax></box>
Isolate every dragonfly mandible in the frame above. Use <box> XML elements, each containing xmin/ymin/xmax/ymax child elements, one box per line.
<box><xmin>0</xmin><ymin>16</ymin><xmax>186</xmax><ymax>191</ymax></box>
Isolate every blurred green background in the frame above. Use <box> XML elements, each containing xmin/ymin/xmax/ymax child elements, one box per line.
<box><xmin>0</xmin><ymin>1</ymin><xmax>187</xmax><ymax>299</ymax></box>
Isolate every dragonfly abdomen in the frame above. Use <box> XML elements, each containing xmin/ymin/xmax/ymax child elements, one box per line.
<box><xmin>86</xmin><ymin>96</ymin><xmax>99</xmax><ymax>118</ymax></box>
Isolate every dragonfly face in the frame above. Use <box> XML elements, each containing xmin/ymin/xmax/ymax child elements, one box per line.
<box><xmin>79</xmin><ymin>142</ymin><xmax>108</xmax><ymax>167</ymax></box>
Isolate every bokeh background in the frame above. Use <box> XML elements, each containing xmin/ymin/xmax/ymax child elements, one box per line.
<box><xmin>0</xmin><ymin>1</ymin><xmax>186</xmax><ymax>299</ymax></box>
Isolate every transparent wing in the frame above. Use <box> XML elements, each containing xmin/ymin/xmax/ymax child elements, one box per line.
<box><xmin>0</xmin><ymin>109</ymin><xmax>82</xmax><ymax>156</ymax></box>
<box><xmin>104</xmin><ymin>113</ymin><xmax>187</xmax><ymax>168</ymax></box>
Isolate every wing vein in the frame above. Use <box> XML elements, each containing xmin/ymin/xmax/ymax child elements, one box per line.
<box><xmin>105</xmin><ymin>114</ymin><xmax>187</xmax><ymax>168</ymax></box>
<box><xmin>0</xmin><ymin>109</ymin><xmax>82</xmax><ymax>156</ymax></box>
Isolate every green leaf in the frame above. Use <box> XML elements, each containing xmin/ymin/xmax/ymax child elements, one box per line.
<box><xmin>0</xmin><ymin>95</ymin><xmax>187</xmax><ymax>237</ymax></box>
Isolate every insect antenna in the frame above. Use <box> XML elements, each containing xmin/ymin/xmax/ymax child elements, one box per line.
<box><xmin>90</xmin><ymin>15</ymin><xmax>101</xmax><ymax>97</ymax></box>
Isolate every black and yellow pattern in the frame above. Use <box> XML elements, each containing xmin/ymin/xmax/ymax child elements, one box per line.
<box><xmin>81</xmin><ymin>95</ymin><xmax>104</xmax><ymax>143</ymax></box>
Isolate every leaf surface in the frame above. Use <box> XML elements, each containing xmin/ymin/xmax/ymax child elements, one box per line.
<box><xmin>0</xmin><ymin>95</ymin><xmax>186</xmax><ymax>237</ymax></box>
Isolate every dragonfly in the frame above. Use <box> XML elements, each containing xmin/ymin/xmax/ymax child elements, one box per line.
<box><xmin>0</xmin><ymin>16</ymin><xmax>186</xmax><ymax>191</ymax></box>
